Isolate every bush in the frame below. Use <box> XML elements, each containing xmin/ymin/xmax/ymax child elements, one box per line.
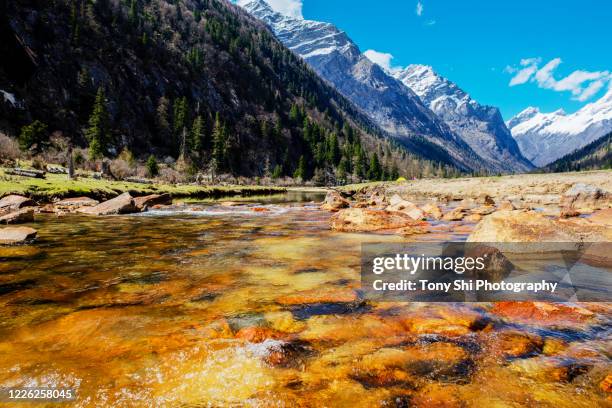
<box><xmin>0</xmin><ymin>133</ymin><xmax>21</xmax><ymax>162</ymax></box>
<box><xmin>146</xmin><ymin>155</ymin><xmax>159</xmax><ymax>177</ymax></box>
<box><xmin>110</xmin><ymin>158</ymin><xmax>135</xmax><ymax>180</ymax></box>
<box><xmin>18</xmin><ymin>120</ymin><xmax>48</xmax><ymax>151</ymax></box>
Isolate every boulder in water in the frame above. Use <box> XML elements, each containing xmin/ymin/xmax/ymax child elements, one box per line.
<box><xmin>78</xmin><ymin>192</ymin><xmax>137</xmax><ymax>215</ymax></box>
<box><xmin>331</xmin><ymin>208</ymin><xmax>427</xmax><ymax>232</ymax></box>
<box><xmin>0</xmin><ymin>208</ymin><xmax>34</xmax><ymax>224</ymax></box>
<box><xmin>0</xmin><ymin>226</ymin><xmax>37</xmax><ymax>244</ymax></box>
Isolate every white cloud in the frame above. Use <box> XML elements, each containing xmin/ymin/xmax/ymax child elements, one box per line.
<box><xmin>424</xmin><ymin>19</ymin><xmax>436</xmax><ymax>26</ymax></box>
<box><xmin>416</xmin><ymin>1</ymin><xmax>424</xmax><ymax>16</ymax></box>
<box><xmin>506</xmin><ymin>57</ymin><xmax>611</xmax><ymax>102</ymax></box>
<box><xmin>364</xmin><ymin>49</ymin><xmax>404</xmax><ymax>73</ymax></box>
<box><xmin>238</xmin><ymin>0</ymin><xmax>303</xmax><ymax>19</ymax></box>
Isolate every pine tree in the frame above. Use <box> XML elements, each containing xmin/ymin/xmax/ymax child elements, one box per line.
<box><xmin>289</xmin><ymin>104</ymin><xmax>300</xmax><ymax>123</ymax></box>
<box><xmin>327</xmin><ymin>133</ymin><xmax>341</xmax><ymax>165</ymax></box>
<box><xmin>156</xmin><ymin>96</ymin><xmax>171</xmax><ymax>142</ymax></box>
<box><xmin>86</xmin><ymin>87</ymin><xmax>109</xmax><ymax>159</ymax></box>
<box><xmin>191</xmin><ymin>115</ymin><xmax>204</xmax><ymax>151</ymax></box>
<box><xmin>173</xmin><ymin>97</ymin><xmax>188</xmax><ymax>133</ymax></box>
<box><xmin>272</xmin><ymin>164</ymin><xmax>283</xmax><ymax>179</ymax></box>
<box><xmin>212</xmin><ymin>112</ymin><xmax>227</xmax><ymax>171</ymax></box>
<box><xmin>293</xmin><ymin>155</ymin><xmax>306</xmax><ymax>180</ymax></box>
<box><xmin>367</xmin><ymin>153</ymin><xmax>382</xmax><ymax>180</ymax></box>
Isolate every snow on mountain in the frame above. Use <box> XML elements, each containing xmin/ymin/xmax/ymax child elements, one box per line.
<box><xmin>508</xmin><ymin>88</ymin><xmax>612</xmax><ymax>166</ymax></box>
<box><xmin>394</xmin><ymin>65</ymin><xmax>533</xmax><ymax>172</ymax></box>
<box><xmin>239</xmin><ymin>0</ymin><xmax>484</xmax><ymax>172</ymax></box>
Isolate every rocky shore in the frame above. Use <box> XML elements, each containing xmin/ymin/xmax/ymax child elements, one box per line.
<box><xmin>325</xmin><ymin>170</ymin><xmax>612</xmax><ymax>243</ymax></box>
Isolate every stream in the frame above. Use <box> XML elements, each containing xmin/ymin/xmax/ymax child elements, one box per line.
<box><xmin>0</xmin><ymin>192</ymin><xmax>609</xmax><ymax>407</ymax></box>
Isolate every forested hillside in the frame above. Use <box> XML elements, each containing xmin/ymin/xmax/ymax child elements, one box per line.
<box><xmin>0</xmin><ymin>0</ymin><xmax>462</xmax><ymax>182</ymax></box>
<box><xmin>545</xmin><ymin>132</ymin><xmax>612</xmax><ymax>173</ymax></box>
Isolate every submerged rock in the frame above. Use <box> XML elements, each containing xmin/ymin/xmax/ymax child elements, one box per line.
<box><xmin>0</xmin><ymin>226</ymin><xmax>37</xmax><ymax>244</ymax></box>
<box><xmin>330</xmin><ymin>208</ymin><xmax>427</xmax><ymax>232</ymax></box>
<box><xmin>491</xmin><ymin>302</ymin><xmax>595</xmax><ymax>326</ymax></box>
<box><xmin>320</xmin><ymin>190</ymin><xmax>350</xmax><ymax>212</ymax></box>
<box><xmin>133</xmin><ymin>193</ymin><xmax>172</xmax><ymax>211</ymax></box>
<box><xmin>487</xmin><ymin>331</ymin><xmax>543</xmax><ymax>359</ymax></box>
<box><xmin>78</xmin><ymin>192</ymin><xmax>138</xmax><ymax>215</ymax></box>
<box><xmin>0</xmin><ymin>208</ymin><xmax>34</xmax><ymax>224</ymax></box>
<box><xmin>276</xmin><ymin>288</ymin><xmax>358</xmax><ymax>305</ymax></box>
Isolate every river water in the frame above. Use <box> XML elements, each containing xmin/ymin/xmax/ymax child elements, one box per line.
<box><xmin>0</xmin><ymin>192</ymin><xmax>609</xmax><ymax>407</ymax></box>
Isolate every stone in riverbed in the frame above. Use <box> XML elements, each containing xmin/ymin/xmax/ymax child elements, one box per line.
<box><xmin>471</xmin><ymin>205</ymin><xmax>495</xmax><ymax>215</ymax></box>
<box><xmin>276</xmin><ymin>287</ymin><xmax>358</xmax><ymax>305</ymax></box>
<box><xmin>0</xmin><ymin>208</ymin><xmax>34</xmax><ymax>224</ymax></box>
<box><xmin>491</xmin><ymin>301</ymin><xmax>595</xmax><ymax>326</ymax></box>
<box><xmin>560</xmin><ymin>183</ymin><xmax>610</xmax><ymax>211</ymax></box>
<box><xmin>442</xmin><ymin>206</ymin><xmax>468</xmax><ymax>221</ymax></box>
<box><xmin>487</xmin><ymin>331</ymin><xmax>543</xmax><ymax>359</ymax></box>
<box><xmin>133</xmin><ymin>193</ymin><xmax>172</xmax><ymax>211</ymax></box>
<box><xmin>600</xmin><ymin>374</ymin><xmax>612</xmax><ymax>393</ymax></box>
<box><xmin>0</xmin><ymin>195</ymin><xmax>35</xmax><ymax>213</ymax></box>
<box><xmin>421</xmin><ymin>202</ymin><xmax>443</xmax><ymax>220</ymax></box>
<box><xmin>386</xmin><ymin>194</ymin><xmax>424</xmax><ymax>220</ymax></box>
<box><xmin>463</xmin><ymin>214</ymin><xmax>482</xmax><ymax>223</ymax></box>
<box><xmin>55</xmin><ymin>197</ymin><xmax>99</xmax><ymax>211</ymax></box>
<box><xmin>235</xmin><ymin>326</ymin><xmax>290</xmax><ymax>343</ymax></box>
<box><xmin>320</xmin><ymin>190</ymin><xmax>350</xmax><ymax>211</ymax></box>
<box><xmin>330</xmin><ymin>208</ymin><xmax>427</xmax><ymax>232</ymax></box>
<box><xmin>356</xmin><ymin>342</ymin><xmax>473</xmax><ymax>382</ymax></box>
<box><xmin>77</xmin><ymin>192</ymin><xmax>137</xmax><ymax>215</ymax></box>
<box><xmin>466</xmin><ymin>210</ymin><xmax>576</xmax><ymax>242</ymax></box>
<box><xmin>0</xmin><ymin>226</ymin><xmax>37</xmax><ymax>244</ymax></box>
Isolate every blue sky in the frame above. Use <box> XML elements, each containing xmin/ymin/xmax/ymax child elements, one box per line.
<box><xmin>251</xmin><ymin>0</ymin><xmax>612</xmax><ymax>119</ymax></box>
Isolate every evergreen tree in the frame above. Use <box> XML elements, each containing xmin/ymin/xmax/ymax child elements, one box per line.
<box><xmin>327</xmin><ymin>133</ymin><xmax>341</xmax><ymax>165</ymax></box>
<box><xmin>367</xmin><ymin>153</ymin><xmax>382</xmax><ymax>180</ymax></box>
<box><xmin>293</xmin><ymin>155</ymin><xmax>306</xmax><ymax>180</ymax></box>
<box><xmin>289</xmin><ymin>104</ymin><xmax>300</xmax><ymax>123</ymax></box>
<box><xmin>191</xmin><ymin>115</ymin><xmax>205</xmax><ymax>151</ymax></box>
<box><xmin>212</xmin><ymin>112</ymin><xmax>227</xmax><ymax>171</ymax></box>
<box><xmin>86</xmin><ymin>87</ymin><xmax>109</xmax><ymax>159</ymax></box>
<box><xmin>156</xmin><ymin>96</ymin><xmax>171</xmax><ymax>142</ymax></box>
<box><xmin>173</xmin><ymin>97</ymin><xmax>188</xmax><ymax>138</ymax></box>
<box><xmin>272</xmin><ymin>164</ymin><xmax>283</xmax><ymax>179</ymax></box>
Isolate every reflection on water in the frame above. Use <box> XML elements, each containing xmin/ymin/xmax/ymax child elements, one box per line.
<box><xmin>0</xmin><ymin>194</ymin><xmax>610</xmax><ymax>407</ymax></box>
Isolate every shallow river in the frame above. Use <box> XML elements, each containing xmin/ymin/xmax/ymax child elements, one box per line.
<box><xmin>0</xmin><ymin>192</ymin><xmax>610</xmax><ymax>407</ymax></box>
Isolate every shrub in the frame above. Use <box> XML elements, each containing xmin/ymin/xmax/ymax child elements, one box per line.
<box><xmin>0</xmin><ymin>133</ymin><xmax>20</xmax><ymax>162</ymax></box>
<box><xmin>146</xmin><ymin>155</ymin><xmax>159</xmax><ymax>177</ymax></box>
<box><xmin>110</xmin><ymin>158</ymin><xmax>135</xmax><ymax>180</ymax></box>
<box><xmin>18</xmin><ymin>120</ymin><xmax>48</xmax><ymax>151</ymax></box>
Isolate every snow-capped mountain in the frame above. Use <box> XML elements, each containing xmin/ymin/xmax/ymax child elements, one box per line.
<box><xmin>508</xmin><ymin>88</ymin><xmax>612</xmax><ymax>166</ymax></box>
<box><xmin>239</xmin><ymin>0</ymin><xmax>484</xmax><ymax>172</ymax></box>
<box><xmin>394</xmin><ymin>65</ymin><xmax>533</xmax><ymax>172</ymax></box>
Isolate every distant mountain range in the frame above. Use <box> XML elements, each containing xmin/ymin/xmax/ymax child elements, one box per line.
<box><xmin>508</xmin><ymin>88</ymin><xmax>612</xmax><ymax>167</ymax></box>
<box><xmin>240</xmin><ymin>0</ymin><xmax>533</xmax><ymax>173</ymax></box>
<box><xmin>394</xmin><ymin>65</ymin><xmax>533</xmax><ymax>172</ymax></box>
<box><xmin>545</xmin><ymin>131</ymin><xmax>611</xmax><ymax>172</ymax></box>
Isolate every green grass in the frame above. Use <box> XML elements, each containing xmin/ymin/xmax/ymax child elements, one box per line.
<box><xmin>0</xmin><ymin>169</ymin><xmax>286</xmax><ymax>202</ymax></box>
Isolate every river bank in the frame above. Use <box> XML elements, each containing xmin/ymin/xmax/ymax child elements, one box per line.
<box><xmin>0</xmin><ymin>168</ymin><xmax>287</xmax><ymax>202</ymax></box>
